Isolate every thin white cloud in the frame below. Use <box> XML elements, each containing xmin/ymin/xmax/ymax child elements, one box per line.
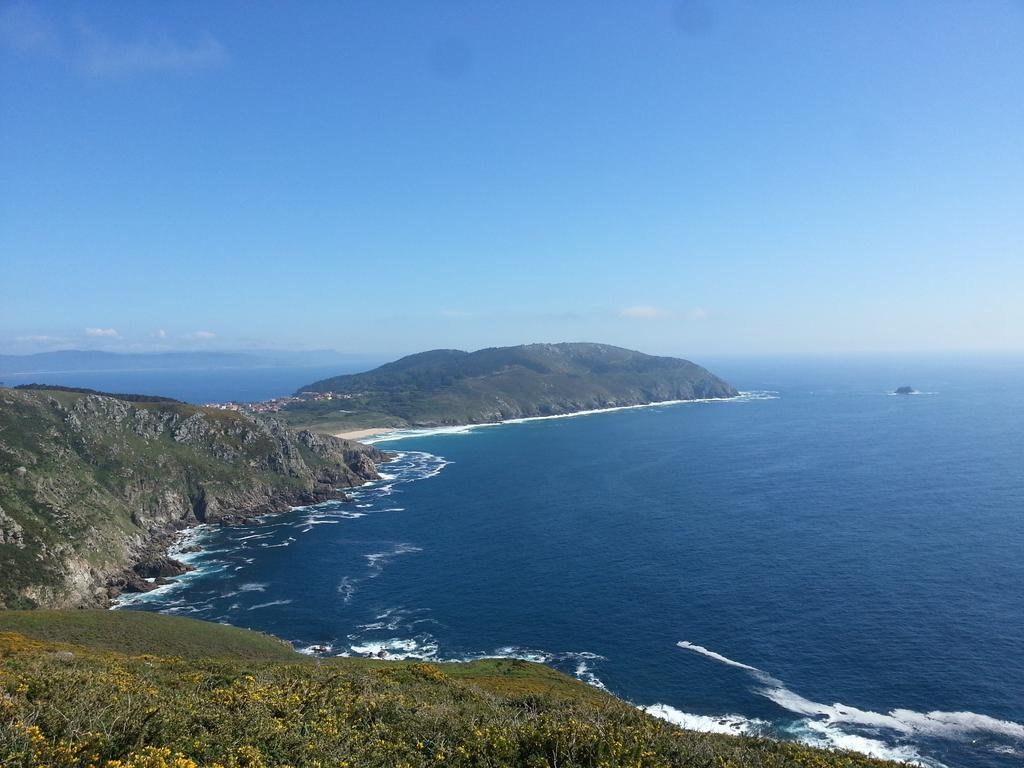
<box><xmin>0</xmin><ymin>2</ymin><xmax>57</xmax><ymax>55</ymax></box>
<box><xmin>78</xmin><ymin>25</ymin><xmax>226</xmax><ymax>77</ymax></box>
<box><xmin>152</xmin><ymin>329</ymin><xmax>168</xmax><ymax>339</ymax></box>
<box><xmin>1</xmin><ymin>7</ymin><xmax>225</xmax><ymax>78</ymax></box>
<box><xmin>620</xmin><ymin>305</ymin><xmax>672</xmax><ymax>319</ymax></box>
<box><xmin>85</xmin><ymin>327</ymin><xmax>118</xmax><ymax>337</ymax></box>
<box><xmin>189</xmin><ymin>330</ymin><xmax>216</xmax><ymax>340</ymax></box>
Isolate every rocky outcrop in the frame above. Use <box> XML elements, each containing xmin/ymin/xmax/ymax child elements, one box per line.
<box><xmin>0</xmin><ymin>388</ymin><xmax>389</xmax><ymax>609</ymax></box>
<box><xmin>0</xmin><ymin>503</ymin><xmax>25</xmax><ymax>549</ymax></box>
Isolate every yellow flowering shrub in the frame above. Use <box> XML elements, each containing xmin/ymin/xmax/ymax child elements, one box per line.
<box><xmin>0</xmin><ymin>629</ymin><xmax>903</xmax><ymax>768</ymax></box>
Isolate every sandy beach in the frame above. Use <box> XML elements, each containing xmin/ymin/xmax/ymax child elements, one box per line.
<box><xmin>333</xmin><ymin>427</ymin><xmax>398</xmax><ymax>441</ymax></box>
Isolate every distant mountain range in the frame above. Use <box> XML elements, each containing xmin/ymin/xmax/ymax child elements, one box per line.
<box><xmin>283</xmin><ymin>342</ymin><xmax>738</xmax><ymax>431</ymax></box>
<box><xmin>0</xmin><ymin>349</ymin><xmax>373</xmax><ymax>376</ymax></box>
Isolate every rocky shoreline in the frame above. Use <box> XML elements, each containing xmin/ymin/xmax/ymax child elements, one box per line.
<box><xmin>103</xmin><ymin>480</ymin><xmax>386</xmax><ymax>604</ymax></box>
<box><xmin>0</xmin><ymin>387</ymin><xmax>390</xmax><ymax>609</ymax></box>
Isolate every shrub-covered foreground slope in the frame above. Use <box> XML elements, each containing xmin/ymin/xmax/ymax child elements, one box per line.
<box><xmin>0</xmin><ymin>612</ymin><xmax>900</xmax><ymax>768</ymax></box>
<box><xmin>284</xmin><ymin>343</ymin><xmax>738</xmax><ymax>432</ymax></box>
<box><xmin>0</xmin><ymin>387</ymin><xmax>385</xmax><ymax>609</ymax></box>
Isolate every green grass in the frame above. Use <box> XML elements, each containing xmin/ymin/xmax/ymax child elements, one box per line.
<box><xmin>0</xmin><ymin>610</ymin><xmax>299</xmax><ymax>661</ymax></box>
<box><xmin>0</xmin><ymin>611</ymin><xmax>904</xmax><ymax>768</ymax></box>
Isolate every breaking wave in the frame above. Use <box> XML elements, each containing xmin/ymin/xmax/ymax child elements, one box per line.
<box><xmin>643</xmin><ymin>705</ymin><xmax>768</xmax><ymax>736</ymax></box>
<box><xmin>669</xmin><ymin>640</ymin><xmax>1023</xmax><ymax>765</ymax></box>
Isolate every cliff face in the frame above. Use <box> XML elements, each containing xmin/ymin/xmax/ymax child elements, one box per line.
<box><xmin>0</xmin><ymin>388</ymin><xmax>386</xmax><ymax>609</ymax></box>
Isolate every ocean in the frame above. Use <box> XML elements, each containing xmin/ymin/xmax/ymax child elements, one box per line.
<box><xmin>117</xmin><ymin>356</ymin><xmax>1024</xmax><ymax>768</ymax></box>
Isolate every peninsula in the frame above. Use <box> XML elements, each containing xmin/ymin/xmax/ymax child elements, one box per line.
<box><xmin>279</xmin><ymin>342</ymin><xmax>738</xmax><ymax>434</ymax></box>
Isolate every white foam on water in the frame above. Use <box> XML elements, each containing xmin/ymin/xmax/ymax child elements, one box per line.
<box><xmin>447</xmin><ymin>646</ymin><xmax>552</xmax><ymax>664</ymax></box>
<box><xmin>888</xmin><ymin>710</ymin><xmax>1024</xmax><ymax>740</ymax></box>
<box><xmin>363</xmin><ymin>392</ymin><xmax>780</xmax><ymax>444</ymax></box>
<box><xmin>247</xmin><ymin>599</ymin><xmax>292</xmax><ymax>611</ymax></box>
<box><xmin>234</xmin><ymin>532</ymin><xmax>274</xmax><ymax>541</ymax></box>
<box><xmin>111</xmin><ymin>559</ymin><xmax>230</xmax><ymax>609</ymax></box>
<box><xmin>487</xmin><ymin>646</ymin><xmax>552</xmax><ymax>663</ymax></box>
<box><xmin>122</xmin><ymin>448</ymin><xmax>449</xmax><ymax>615</ymax></box>
<box><xmin>759</xmin><ymin>685</ymin><xmax>909</xmax><ymax>732</ymax></box>
<box><xmin>644</xmin><ymin>704</ymin><xmax>768</xmax><ymax>736</ymax></box>
<box><xmin>761</xmin><ymin>684</ymin><xmax>1024</xmax><ymax>742</ymax></box>
<box><xmin>793</xmin><ymin>720</ymin><xmax>936</xmax><ymax>766</ymax></box>
<box><xmin>351</xmin><ymin>606</ymin><xmax>435</xmax><ymax>634</ymax></box>
<box><xmin>573</xmin><ymin>659</ymin><xmax>608</xmax><ymax>690</ymax></box>
<box><xmin>363</xmin><ymin>425</ymin><xmax>482</xmax><ymax>444</ymax></box>
<box><xmin>365</xmin><ymin>543</ymin><xmax>423</xmax><ymax>577</ymax></box>
<box><xmin>297</xmin><ymin>518</ymin><xmax>344</xmax><ymax>527</ymax></box>
<box><xmin>238</xmin><ymin>582</ymin><xmax>267</xmax><ymax>592</ymax></box>
<box><xmin>349</xmin><ymin>637</ymin><xmax>439</xmax><ymax>660</ymax></box>
<box><xmin>337</xmin><ymin>576</ymin><xmax>357</xmax><ymax>604</ymax></box>
<box><xmin>296</xmin><ymin>643</ymin><xmax>334</xmax><ymax>656</ymax></box>
<box><xmin>677</xmin><ymin>641</ymin><xmax>765</xmax><ymax>673</ymax></box>
<box><xmin>674</xmin><ymin>640</ymin><xmax>1023</xmax><ymax>764</ymax></box>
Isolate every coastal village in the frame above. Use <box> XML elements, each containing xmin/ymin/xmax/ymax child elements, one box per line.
<box><xmin>207</xmin><ymin>390</ymin><xmax>350</xmax><ymax>413</ymax></box>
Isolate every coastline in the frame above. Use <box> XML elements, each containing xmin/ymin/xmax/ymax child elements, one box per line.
<box><xmin>354</xmin><ymin>391</ymin><xmax>776</xmax><ymax>444</ymax></box>
<box><xmin>332</xmin><ymin>426</ymin><xmax>402</xmax><ymax>441</ymax></box>
<box><xmin>101</xmin><ymin>384</ymin><xmax>1024</xmax><ymax>767</ymax></box>
<box><xmin>112</xmin><ymin>395</ymin><xmax>770</xmax><ymax>606</ymax></box>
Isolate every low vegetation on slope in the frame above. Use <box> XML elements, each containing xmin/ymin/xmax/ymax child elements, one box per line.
<box><xmin>283</xmin><ymin>343</ymin><xmax>738</xmax><ymax>433</ymax></box>
<box><xmin>0</xmin><ymin>611</ymin><xmax>901</xmax><ymax>768</ymax></box>
<box><xmin>0</xmin><ymin>387</ymin><xmax>384</xmax><ymax>609</ymax></box>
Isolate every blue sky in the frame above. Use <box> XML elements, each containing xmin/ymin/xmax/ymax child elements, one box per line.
<box><xmin>1</xmin><ymin>1</ymin><xmax>1022</xmax><ymax>357</ymax></box>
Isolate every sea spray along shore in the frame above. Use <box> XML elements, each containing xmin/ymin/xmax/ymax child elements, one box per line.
<box><xmin>335</xmin><ymin>390</ymin><xmax>778</xmax><ymax>443</ymax></box>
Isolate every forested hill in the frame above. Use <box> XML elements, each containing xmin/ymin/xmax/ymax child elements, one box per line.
<box><xmin>289</xmin><ymin>343</ymin><xmax>738</xmax><ymax>430</ymax></box>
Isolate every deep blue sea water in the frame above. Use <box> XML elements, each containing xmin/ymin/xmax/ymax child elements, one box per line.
<box><xmin>118</xmin><ymin>357</ymin><xmax>1024</xmax><ymax>768</ymax></box>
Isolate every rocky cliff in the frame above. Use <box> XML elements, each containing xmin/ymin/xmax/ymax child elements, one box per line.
<box><xmin>0</xmin><ymin>387</ymin><xmax>386</xmax><ymax>609</ymax></box>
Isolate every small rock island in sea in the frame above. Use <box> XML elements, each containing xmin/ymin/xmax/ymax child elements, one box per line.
<box><xmin>894</xmin><ymin>386</ymin><xmax>916</xmax><ymax>395</ymax></box>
